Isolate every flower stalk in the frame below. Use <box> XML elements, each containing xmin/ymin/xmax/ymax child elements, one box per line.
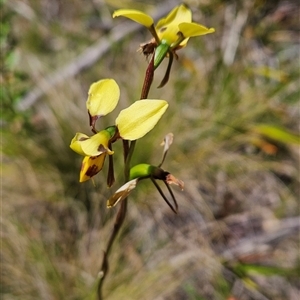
<box><xmin>68</xmin><ymin>4</ymin><xmax>214</xmax><ymax>299</ymax></box>
<box><xmin>97</xmin><ymin>55</ymin><xmax>156</xmax><ymax>300</ymax></box>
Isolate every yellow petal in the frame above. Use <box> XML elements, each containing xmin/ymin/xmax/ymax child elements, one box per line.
<box><xmin>70</xmin><ymin>132</ymin><xmax>89</xmax><ymax>156</ymax></box>
<box><xmin>86</xmin><ymin>79</ymin><xmax>120</xmax><ymax>118</ymax></box>
<box><xmin>113</xmin><ymin>9</ymin><xmax>154</xmax><ymax>28</ymax></box>
<box><xmin>80</xmin><ymin>130</ymin><xmax>114</xmax><ymax>156</ymax></box>
<box><xmin>179</xmin><ymin>22</ymin><xmax>215</xmax><ymax>38</ymax></box>
<box><xmin>177</xmin><ymin>37</ymin><xmax>189</xmax><ymax>48</ymax></box>
<box><xmin>79</xmin><ymin>155</ymin><xmax>106</xmax><ymax>182</ymax></box>
<box><xmin>156</xmin><ymin>5</ymin><xmax>192</xmax><ymax>31</ymax></box>
<box><xmin>116</xmin><ymin>100</ymin><xmax>168</xmax><ymax>140</ymax></box>
<box><xmin>156</xmin><ymin>4</ymin><xmax>192</xmax><ymax>45</ymax></box>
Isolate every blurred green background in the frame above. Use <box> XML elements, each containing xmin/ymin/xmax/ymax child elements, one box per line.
<box><xmin>2</xmin><ymin>0</ymin><xmax>300</xmax><ymax>299</ymax></box>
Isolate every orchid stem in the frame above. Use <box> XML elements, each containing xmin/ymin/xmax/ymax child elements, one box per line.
<box><xmin>141</xmin><ymin>53</ymin><xmax>155</xmax><ymax>99</ymax></box>
<box><xmin>97</xmin><ymin>53</ymin><xmax>155</xmax><ymax>300</ymax></box>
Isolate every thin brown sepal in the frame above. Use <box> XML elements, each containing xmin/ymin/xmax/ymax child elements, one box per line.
<box><xmin>163</xmin><ymin>180</ymin><xmax>178</xmax><ymax>213</ymax></box>
<box><xmin>151</xmin><ymin>177</ymin><xmax>177</xmax><ymax>214</ymax></box>
<box><xmin>157</xmin><ymin>51</ymin><xmax>174</xmax><ymax>88</ymax></box>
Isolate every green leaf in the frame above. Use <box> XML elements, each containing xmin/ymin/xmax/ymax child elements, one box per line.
<box><xmin>235</xmin><ymin>263</ymin><xmax>299</xmax><ymax>278</ymax></box>
<box><xmin>254</xmin><ymin>124</ymin><xmax>300</xmax><ymax>145</ymax></box>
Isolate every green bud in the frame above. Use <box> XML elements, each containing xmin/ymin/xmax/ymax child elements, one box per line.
<box><xmin>130</xmin><ymin>164</ymin><xmax>153</xmax><ymax>180</ymax></box>
<box><xmin>129</xmin><ymin>164</ymin><xmax>167</xmax><ymax>180</ymax></box>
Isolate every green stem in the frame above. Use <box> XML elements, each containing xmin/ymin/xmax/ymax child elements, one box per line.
<box><xmin>97</xmin><ymin>53</ymin><xmax>155</xmax><ymax>300</ymax></box>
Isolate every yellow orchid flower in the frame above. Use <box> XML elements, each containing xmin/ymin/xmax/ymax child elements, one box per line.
<box><xmin>70</xmin><ymin>130</ymin><xmax>114</xmax><ymax>157</ymax></box>
<box><xmin>71</xmin><ymin>99</ymin><xmax>168</xmax><ymax>156</ymax></box>
<box><xmin>70</xmin><ymin>79</ymin><xmax>169</xmax><ymax>182</ymax></box>
<box><xmin>70</xmin><ymin>129</ymin><xmax>115</xmax><ymax>183</ymax></box>
<box><xmin>155</xmin><ymin>4</ymin><xmax>192</xmax><ymax>47</ymax></box>
<box><xmin>71</xmin><ymin>100</ymin><xmax>168</xmax><ymax>155</ymax></box>
<box><xmin>113</xmin><ymin>4</ymin><xmax>215</xmax><ymax>72</ymax></box>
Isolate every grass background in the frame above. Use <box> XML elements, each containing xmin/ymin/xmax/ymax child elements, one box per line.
<box><xmin>2</xmin><ymin>0</ymin><xmax>300</xmax><ymax>299</ymax></box>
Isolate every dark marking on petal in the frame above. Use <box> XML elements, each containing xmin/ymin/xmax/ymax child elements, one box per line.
<box><xmin>86</xmin><ymin>164</ymin><xmax>100</xmax><ymax>177</ymax></box>
<box><xmin>97</xmin><ymin>144</ymin><xmax>106</xmax><ymax>152</ymax></box>
<box><xmin>159</xmin><ymin>26</ymin><xmax>167</xmax><ymax>33</ymax></box>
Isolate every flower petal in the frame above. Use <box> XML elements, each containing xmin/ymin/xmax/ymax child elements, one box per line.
<box><xmin>80</xmin><ymin>130</ymin><xmax>114</xmax><ymax>156</ymax></box>
<box><xmin>86</xmin><ymin>79</ymin><xmax>120</xmax><ymax>118</ymax></box>
<box><xmin>156</xmin><ymin>4</ymin><xmax>192</xmax><ymax>45</ymax></box>
<box><xmin>156</xmin><ymin>4</ymin><xmax>192</xmax><ymax>32</ymax></box>
<box><xmin>113</xmin><ymin>9</ymin><xmax>154</xmax><ymax>28</ymax></box>
<box><xmin>70</xmin><ymin>132</ymin><xmax>89</xmax><ymax>156</ymax></box>
<box><xmin>116</xmin><ymin>100</ymin><xmax>168</xmax><ymax>140</ymax></box>
<box><xmin>107</xmin><ymin>179</ymin><xmax>138</xmax><ymax>207</ymax></box>
<box><xmin>79</xmin><ymin>154</ymin><xmax>106</xmax><ymax>182</ymax></box>
<box><xmin>179</xmin><ymin>22</ymin><xmax>215</xmax><ymax>38</ymax></box>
